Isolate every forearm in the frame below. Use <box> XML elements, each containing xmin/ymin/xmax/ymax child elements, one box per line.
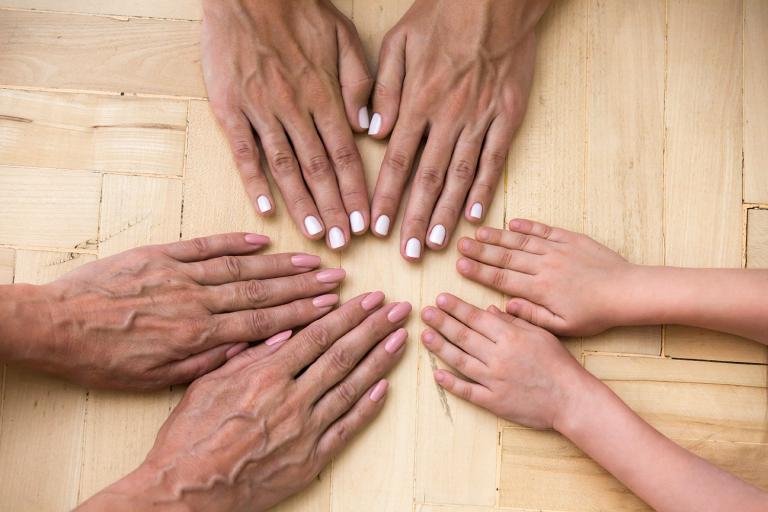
<box><xmin>0</xmin><ymin>283</ymin><xmax>55</xmax><ymax>364</ymax></box>
<box><xmin>556</xmin><ymin>376</ymin><xmax>768</xmax><ymax>512</ymax></box>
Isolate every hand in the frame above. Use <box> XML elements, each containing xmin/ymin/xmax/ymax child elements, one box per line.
<box><xmin>368</xmin><ymin>0</ymin><xmax>549</xmax><ymax>260</ymax></box>
<box><xmin>78</xmin><ymin>293</ymin><xmax>412</xmax><ymax>512</ymax></box>
<box><xmin>28</xmin><ymin>233</ymin><xmax>347</xmax><ymax>390</ymax></box>
<box><xmin>420</xmin><ymin>293</ymin><xmax>591</xmax><ymax>429</ymax></box>
<box><xmin>456</xmin><ymin>219</ymin><xmax>637</xmax><ymax>336</ymax></box>
<box><xmin>201</xmin><ymin>0</ymin><xmax>373</xmax><ymax>250</ymax></box>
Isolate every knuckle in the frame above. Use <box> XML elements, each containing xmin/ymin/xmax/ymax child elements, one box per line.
<box><xmin>451</xmin><ymin>159</ymin><xmax>475</xmax><ymax>180</ymax></box>
<box><xmin>319</xmin><ymin>204</ymin><xmax>345</xmax><ymax>219</ymax></box>
<box><xmin>384</xmin><ymin>150</ymin><xmax>412</xmax><ymax>174</ymax></box>
<box><xmin>415</xmin><ymin>166</ymin><xmax>444</xmax><ymax>190</ymax></box>
<box><xmin>327</xmin><ymin>346</ymin><xmax>355</xmax><ymax>373</ymax></box>
<box><xmin>491</xmin><ymin>269</ymin><xmax>508</xmax><ymax>290</ymax></box>
<box><xmin>467</xmin><ymin>308</ymin><xmax>484</xmax><ymax>326</ymax></box>
<box><xmin>331</xmin><ymin>144</ymin><xmax>359</xmax><ymax>169</ymax></box>
<box><xmin>306</xmin><ymin>155</ymin><xmax>332</xmax><ymax>179</ymax></box>
<box><xmin>459</xmin><ymin>383</ymin><xmax>473</xmax><ymax>401</ymax></box>
<box><xmin>232</xmin><ymin>138</ymin><xmax>254</xmax><ymax>160</ymax></box>
<box><xmin>501</xmin><ymin>250</ymin><xmax>515</xmax><ymax>268</ymax></box>
<box><xmin>334</xmin><ymin>421</ymin><xmax>351</xmax><ymax>444</ymax></box>
<box><xmin>221</xmin><ymin>255</ymin><xmax>243</xmax><ymax>281</ymax></box>
<box><xmin>436</xmin><ymin>203</ymin><xmax>460</xmax><ymax>220</ymax></box>
<box><xmin>190</xmin><ymin>236</ymin><xmax>210</xmax><ymax>255</ymax></box>
<box><xmin>243</xmin><ymin>279</ymin><xmax>268</xmax><ymax>305</ymax></box>
<box><xmin>270</xmin><ymin>150</ymin><xmax>298</xmax><ymax>176</ymax></box>
<box><xmin>334</xmin><ymin>379</ymin><xmax>358</xmax><ymax>406</ymax></box>
<box><xmin>303</xmin><ymin>323</ymin><xmax>333</xmax><ymax>351</ymax></box>
<box><xmin>486</xmin><ymin>150</ymin><xmax>508</xmax><ymax>168</ymax></box>
<box><xmin>457</xmin><ymin>327</ymin><xmax>473</xmax><ymax>346</ymax></box>
<box><xmin>247</xmin><ymin>310</ymin><xmax>273</xmax><ymax>336</ymax></box>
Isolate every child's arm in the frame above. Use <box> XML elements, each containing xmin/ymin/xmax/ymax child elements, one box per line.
<box><xmin>455</xmin><ymin>218</ymin><xmax>768</xmax><ymax>344</ymax></box>
<box><xmin>421</xmin><ymin>294</ymin><xmax>768</xmax><ymax>512</ymax></box>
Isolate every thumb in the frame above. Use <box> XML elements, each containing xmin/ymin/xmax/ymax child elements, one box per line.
<box><xmin>337</xmin><ymin>20</ymin><xmax>374</xmax><ymax>132</ymax></box>
<box><xmin>368</xmin><ymin>28</ymin><xmax>406</xmax><ymax>139</ymax></box>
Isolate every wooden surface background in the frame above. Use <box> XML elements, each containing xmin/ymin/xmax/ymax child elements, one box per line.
<box><xmin>0</xmin><ymin>1</ymin><xmax>767</xmax><ymax>511</ymax></box>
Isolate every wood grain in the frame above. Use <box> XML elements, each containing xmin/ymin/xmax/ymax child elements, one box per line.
<box><xmin>0</xmin><ymin>0</ymin><xmax>202</xmax><ymax>20</ymax></box>
<box><xmin>747</xmin><ymin>209</ymin><xmax>768</xmax><ymax>268</ymax></box>
<box><xmin>744</xmin><ymin>0</ymin><xmax>768</xmax><ymax>204</ymax></box>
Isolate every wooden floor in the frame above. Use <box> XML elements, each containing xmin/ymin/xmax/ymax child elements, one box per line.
<box><xmin>0</xmin><ymin>1</ymin><xmax>766</xmax><ymax>511</ymax></box>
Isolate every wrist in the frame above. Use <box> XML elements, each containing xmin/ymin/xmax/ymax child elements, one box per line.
<box><xmin>0</xmin><ymin>283</ymin><xmax>57</xmax><ymax>365</ymax></box>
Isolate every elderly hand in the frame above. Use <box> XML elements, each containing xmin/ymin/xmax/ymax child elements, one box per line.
<box><xmin>201</xmin><ymin>0</ymin><xmax>373</xmax><ymax>250</ymax></box>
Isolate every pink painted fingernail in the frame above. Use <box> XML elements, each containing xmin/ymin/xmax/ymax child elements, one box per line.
<box><xmin>225</xmin><ymin>342</ymin><xmax>249</xmax><ymax>359</ymax></box>
<box><xmin>265</xmin><ymin>330</ymin><xmax>292</xmax><ymax>346</ymax></box>
<box><xmin>244</xmin><ymin>233</ymin><xmax>269</xmax><ymax>245</ymax></box>
<box><xmin>313</xmin><ymin>294</ymin><xmax>339</xmax><ymax>308</ymax></box>
<box><xmin>387</xmin><ymin>302</ymin><xmax>412</xmax><ymax>323</ymax></box>
<box><xmin>361</xmin><ymin>291</ymin><xmax>385</xmax><ymax>311</ymax></box>
<box><xmin>291</xmin><ymin>254</ymin><xmax>321</xmax><ymax>268</ymax></box>
<box><xmin>316</xmin><ymin>268</ymin><xmax>346</xmax><ymax>283</ymax></box>
<box><xmin>369</xmin><ymin>379</ymin><xmax>389</xmax><ymax>402</ymax></box>
<box><xmin>384</xmin><ymin>328</ymin><xmax>407</xmax><ymax>354</ymax></box>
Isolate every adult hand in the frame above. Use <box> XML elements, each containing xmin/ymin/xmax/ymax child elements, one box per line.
<box><xmin>369</xmin><ymin>0</ymin><xmax>549</xmax><ymax>260</ymax></box>
<box><xmin>201</xmin><ymin>0</ymin><xmax>373</xmax><ymax>250</ymax></box>
<box><xmin>12</xmin><ymin>233</ymin><xmax>347</xmax><ymax>390</ymax></box>
<box><xmin>78</xmin><ymin>293</ymin><xmax>412</xmax><ymax>512</ymax></box>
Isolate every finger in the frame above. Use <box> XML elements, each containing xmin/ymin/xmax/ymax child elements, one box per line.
<box><xmin>505</xmin><ymin>297</ymin><xmax>566</xmax><ymax>333</ymax></box>
<box><xmin>426</xmin><ymin>133</ymin><xmax>483</xmax><ymax>250</ymax></box>
<box><xmin>336</xmin><ymin>20</ymin><xmax>374</xmax><ymax>132</ymax></box>
<box><xmin>508</xmin><ymin>218</ymin><xmax>572</xmax><ymax>243</ymax></box>
<box><xmin>184</xmin><ymin>252</ymin><xmax>322</xmax><ymax>285</ymax></box>
<box><xmin>218</xmin><ymin>329</ymin><xmax>294</xmax><ymax>376</ymax></box>
<box><xmin>457</xmin><ymin>237</ymin><xmax>538</xmax><ymax>275</ymax></box>
<box><xmin>400</xmin><ymin>127</ymin><xmax>459</xmax><ymax>261</ymax></box>
<box><xmin>159</xmin><ymin>233</ymin><xmax>269</xmax><ymax>263</ymax></box>
<box><xmin>165</xmin><ymin>343</ymin><xmax>239</xmax><ymax>385</ymax></box>
<box><xmin>206</xmin><ymin>269</ymin><xmax>345</xmax><ymax>313</ymax></box>
<box><xmin>421</xmin><ymin>328</ymin><xmax>486</xmax><ymax>382</ymax></box>
<box><xmin>434</xmin><ymin>369</ymin><xmax>492</xmax><ymax>407</ymax></box>
<box><xmin>421</xmin><ymin>305</ymin><xmax>493</xmax><ymax>364</ymax></box>
<box><xmin>274</xmin><ymin>291</ymin><xmax>386</xmax><ymax>374</ymax></box>
<box><xmin>298</xmin><ymin>300</ymin><xmax>411</xmax><ymax>401</ymax></box>
<box><xmin>370</xmin><ymin>118</ymin><xmax>426</xmax><ymax>238</ymax></box>
<box><xmin>368</xmin><ymin>28</ymin><xmax>406</xmax><ymax>138</ymax></box>
<box><xmin>456</xmin><ymin>256</ymin><xmax>534</xmax><ymax>297</ymax></box>
<box><xmin>486</xmin><ymin>304</ymin><xmax>516</xmax><ymax>324</ymax></box>
<box><xmin>435</xmin><ymin>292</ymin><xmax>511</xmax><ymax>342</ymax></box>
<box><xmin>464</xmin><ymin>116</ymin><xmax>515</xmax><ymax>223</ymax></box>
<box><xmin>473</xmin><ymin>226</ymin><xmax>552</xmax><ymax>255</ymax></box>
<box><xmin>312</xmin><ymin>327</ymin><xmax>407</xmax><ymax>430</ymax></box>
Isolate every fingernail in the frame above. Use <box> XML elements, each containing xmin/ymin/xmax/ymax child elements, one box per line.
<box><xmin>291</xmin><ymin>254</ymin><xmax>321</xmax><ymax>268</ymax></box>
<box><xmin>436</xmin><ymin>293</ymin><xmax>449</xmax><ymax>307</ymax></box>
<box><xmin>369</xmin><ymin>379</ymin><xmax>389</xmax><ymax>402</ymax></box>
<box><xmin>362</xmin><ymin>290</ymin><xmax>385</xmax><ymax>311</ymax></box>
<box><xmin>265</xmin><ymin>330</ymin><xmax>292</xmax><ymax>346</ymax></box>
<box><xmin>421</xmin><ymin>307</ymin><xmax>436</xmax><ymax>322</ymax></box>
<box><xmin>457</xmin><ymin>258</ymin><xmax>472</xmax><ymax>273</ymax></box>
<box><xmin>405</xmin><ymin>238</ymin><xmax>421</xmax><ymax>259</ymax></box>
<box><xmin>470</xmin><ymin>202</ymin><xmax>483</xmax><ymax>219</ymax></box>
<box><xmin>384</xmin><ymin>328</ymin><xmax>407</xmax><ymax>354</ymax></box>
<box><xmin>374</xmin><ymin>215</ymin><xmax>391</xmax><ymax>236</ymax></box>
<box><xmin>304</xmin><ymin>215</ymin><xmax>323</xmax><ymax>236</ymax></box>
<box><xmin>368</xmin><ymin>113</ymin><xmax>382</xmax><ymax>136</ymax></box>
<box><xmin>256</xmin><ymin>195</ymin><xmax>272</xmax><ymax>213</ymax></box>
<box><xmin>358</xmin><ymin>106</ymin><xmax>370</xmax><ymax>130</ymax></box>
<box><xmin>225</xmin><ymin>342</ymin><xmax>249</xmax><ymax>359</ymax></box>
<box><xmin>244</xmin><ymin>233</ymin><xmax>269</xmax><ymax>245</ymax></box>
<box><xmin>328</xmin><ymin>226</ymin><xmax>346</xmax><ymax>249</ymax></box>
<box><xmin>350</xmin><ymin>211</ymin><xmax>365</xmax><ymax>234</ymax></box>
<box><xmin>422</xmin><ymin>330</ymin><xmax>435</xmax><ymax>344</ymax></box>
<box><xmin>428</xmin><ymin>224</ymin><xmax>446</xmax><ymax>246</ymax></box>
<box><xmin>316</xmin><ymin>268</ymin><xmax>346</xmax><ymax>283</ymax></box>
<box><xmin>434</xmin><ymin>370</ymin><xmax>445</xmax><ymax>383</ymax></box>
<box><xmin>313</xmin><ymin>293</ymin><xmax>339</xmax><ymax>308</ymax></box>
<box><xmin>509</xmin><ymin>219</ymin><xmax>523</xmax><ymax>230</ymax></box>
<box><xmin>387</xmin><ymin>301</ymin><xmax>412</xmax><ymax>323</ymax></box>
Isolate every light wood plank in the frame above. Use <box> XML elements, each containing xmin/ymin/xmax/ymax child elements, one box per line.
<box><xmin>0</xmin><ymin>89</ymin><xmax>187</xmax><ymax>176</ymax></box>
<box><xmin>415</xmin><ymin>505</ymin><xmax>494</xmax><ymax>512</ymax></box>
<box><xmin>747</xmin><ymin>209</ymin><xmax>768</xmax><ymax>268</ymax></box>
<box><xmin>665</xmin><ymin>326</ymin><xmax>767</xmax><ymax>364</ymax></box>
<box><xmin>0</xmin><ymin>248</ymin><xmax>13</xmax><ymax>448</ymax></box>
<box><xmin>0</xmin><ymin>167</ymin><xmax>101</xmax><ymax>249</ymax></box>
<box><xmin>744</xmin><ymin>0</ymin><xmax>768</xmax><ymax>204</ymax></box>
<box><xmin>0</xmin><ymin>1</ymin><xmax>202</xmax><ymax>20</ymax></box>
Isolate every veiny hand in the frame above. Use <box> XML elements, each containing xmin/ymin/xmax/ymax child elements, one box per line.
<box><xmin>368</xmin><ymin>0</ymin><xmax>549</xmax><ymax>260</ymax></box>
<box><xmin>33</xmin><ymin>232</ymin><xmax>347</xmax><ymax>390</ymax></box>
<box><xmin>202</xmin><ymin>0</ymin><xmax>373</xmax><ymax>250</ymax></box>
<box><xmin>79</xmin><ymin>293</ymin><xmax>412</xmax><ymax>512</ymax></box>
<box><xmin>421</xmin><ymin>293</ymin><xmax>591</xmax><ymax>429</ymax></box>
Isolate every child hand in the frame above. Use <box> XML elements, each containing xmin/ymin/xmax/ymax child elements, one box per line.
<box><xmin>456</xmin><ymin>218</ymin><xmax>637</xmax><ymax>336</ymax></box>
<box><xmin>420</xmin><ymin>293</ymin><xmax>594</xmax><ymax>429</ymax></box>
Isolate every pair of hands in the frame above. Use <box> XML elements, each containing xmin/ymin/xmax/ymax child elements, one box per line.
<box><xmin>202</xmin><ymin>0</ymin><xmax>548</xmax><ymax>259</ymax></box>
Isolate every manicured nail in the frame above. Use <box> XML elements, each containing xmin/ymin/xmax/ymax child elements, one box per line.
<box><xmin>369</xmin><ymin>379</ymin><xmax>389</xmax><ymax>402</ymax></box>
<box><xmin>405</xmin><ymin>238</ymin><xmax>421</xmax><ymax>259</ymax></box>
<box><xmin>428</xmin><ymin>224</ymin><xmax>446</xmax><ymax>246</ymax></box>
<box><xmin>374</xmin><ymin>215</ymin><xmax>391</xmax><ymax>236</ymax></box>
<box><xmin>304</xmin><ymin>215</ymin><xmax>323</xmax><ymax>236</ymax></box>
<box><xmin>362</xmin><ymin>290</ymin><xmax>385</xmax><ymax>311</ymax></box>
<box><xmin>358</xmin><ymin>106</ymin><xmax>370</xmax><ymax>130</ymax></box>
<box><xmin>387</xmin><ymin>301</ymin><xmax>412</xmax><ymax>323</ymax></box>
<box><xmin>265</xmin><ymin>330</ymin><xmax>292</xmax><ymax>346</ymax></box>
<box><xmin>313</xmin><ymin>293</ymin><xmax>339</xmax><ymax>308</ymax></box>
<box><xmin>316</xmin><ymin>268</ymin><xmax>346</xmax><ymax>283</ymax></box>
<box><xmin>291</xmin><ymin>254</ymin><xmax>321</xmax><ymax>268</ymax></box>
<box><xmin>256</xmin><ymin>195</ymin><xmax>272</xmax><ymax>213</ymax></box>
<box><xmin>328</xmin><ymin>226</ymin><xmax>346</xmax><ymax>249</ymax></box>
<box><xmin>225</xmin><ymin>342</ymin><xmax>249</xmax><ymax>359</ymax></box>
<box><xmin>350</xmin><ymin>211</ymin><xmax>365</xmax><ymax>234</ymax></box>
<box><xmin>368</xmin><ymin>113</ymin><xmax>382</xmax><ymax>136</ymax></box>
<box><xmin>244</xmin><ymin>233</ymin><xmax>269</xmax><ymax>245</ymax></box>
<box><xmin>470</xmin><ymin>202</ymin><xmax>483</xmax><ymax>219</ymax></box>
<box><xmin>384</xmin><ymin>328</ymin><xmax>408</xmax><ymax>353</ymax></box>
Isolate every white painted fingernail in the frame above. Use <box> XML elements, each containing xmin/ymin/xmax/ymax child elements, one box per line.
<box><xmin>368</xmin><ymin>113</ymin><xmax>382</xmax><ymax>136</ymax></box>
<box><xmin>304</xmin><ymin>215</ymin><xmax>323</xmax><ymax>236</ymax></box>
<box><xmin>374</xmin><ymin>215</ymin><xmax>390</xmax><ymax>236</ymax></box>
<box><xmin>470</xmin><ymin>202</ymin><xmax>483</xmax><ymax>219</ymax></box>
<box><xmin>428</xmin><ymin>224</ymin><xmax>446</xmax><ymax>246</ymax></box>
<box><xmin>256</xmin><ymin>195</ymin><xmax>272</xmax><ymax>213</ymax></box>
<box><xmin>358</xmin><ymin>107</ymin><xmax>370</xmax><ymax>130</ymax></box>
<box><xmin>405</xmin><ymin>238</ymin><xmax>421</xmax><ymax>259</ymax></box>
<box><xmin>350</xmin><ymin>211</ymin><xmax>365</xmax><ymax>233</ymax></box>
<box><xmin>328</xmin><ymin>226</ymin><xmax>346</xmax><ymax>249</ymax></box>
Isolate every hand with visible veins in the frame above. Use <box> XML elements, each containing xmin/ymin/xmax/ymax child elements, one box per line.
<box><xmin>0</xmin><ymin>233</ymin><xmax>347</xmax><ymax>390</ymax></box>
<box><xmin>201</xmin><ymin>0</ymin><xmax>372</xmax><ymax>250</ymax></box>
<box><xmin>78</xmin><ymin>293</ymin><xmax>412</xmax><ymax>512</ymax></box>
<box><xmin>368</xmin><ymin>0</ymin><xmax>549</xmax><ymax>261</ymax></box>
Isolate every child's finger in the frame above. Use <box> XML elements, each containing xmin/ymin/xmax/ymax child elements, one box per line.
<box><xmin>435</xmin><ymin>293</ymin><xmax>513</xmax><ymax>342</ymax></box>
<box><xmin>475</xmin><ymin>226</ymin><xmax>550</xmax><ymax>255</ymax></box>
<box><xmin>486</xmin><ymin>304</ymin><xmax>516</xmax><ymax>324</ymax></box>
<box><xmin>421</xmin><ymin>305</ymin><xmax>494</xmax><ymax>363</ymax></box>
<box><xmin>505</xmin><ymin>298</ymin><xmax>566</xmax><ymax>334</ymax></box>
<box><xmin>456</xmin><ymin>257</ymin><xmax>533</xmax><ymax>297</ymax></box>
<box><xmin>507</xmin><ymin>218</ymin><xmax>571</xmax><ymax>243</ymax></box>
<box><xmin>458</xmin><ymin>237</ymin><xmax>539</xmax><ymax>274</ymax></box>
<box><xmin>421</xmin><ymin>328</ymin><xmax>487</xmax><ymax>382</ymax></box>
<box><xmin>433</xmin><ymin>368</ymin><xmax>492</xmax><ymax>407</ymax></box>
